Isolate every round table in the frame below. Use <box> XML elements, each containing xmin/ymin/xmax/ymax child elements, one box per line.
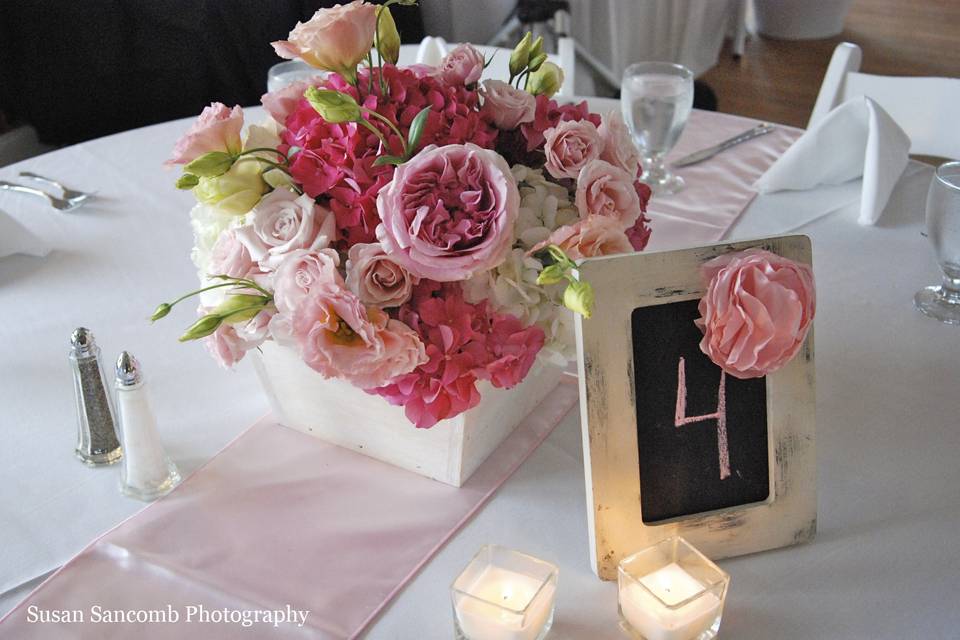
<box><xmin>1</xmin><ymin>103</ymin><xmax>957</xmax><ymax>639</ymax></box>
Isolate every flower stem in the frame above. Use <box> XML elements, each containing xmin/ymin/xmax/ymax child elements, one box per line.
<box><xmin>237</xmin><ymin>147</ymin><xmax>288</xmax><ymax>162</ymax></box>
<box><xmin>357</xmin><ymin>118</ymin><xmax>393</xmax><ymax>154</ymax></box>
<box><xmin>361</xmin><ymin>108</ymin><xmax>407</xmax><ymax>156</ymax></box>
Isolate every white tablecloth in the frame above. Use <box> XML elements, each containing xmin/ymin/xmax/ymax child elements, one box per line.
<box><xmin>2</xmin><ymin>105</ymin><xmax>959</xmax><ymax>638</ymax></box>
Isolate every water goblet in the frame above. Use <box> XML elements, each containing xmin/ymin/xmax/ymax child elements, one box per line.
<box><xmin>915</xmin><ymin>161</ymin><xmax>960</xmax><ymax>325</ymax></box>
<box><xmin>621</xmin><ymin>62</ymin><xmax>694</xmax><ymax>195</ymax></box>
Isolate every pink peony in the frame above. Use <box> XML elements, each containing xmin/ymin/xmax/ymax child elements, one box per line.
<box><xmin>480</xmin><ymin>80</ymin><xmax>536</xmax><ymax>130</ymax></box>
<box><xmin>272</xmin><ymin>248</ymin><xmax>342</xmax><ymax>314</ymax></box>
<box><xmin>208</xmin><ymin>228</ymin><xmax>256</xmax><ymax>279</ymax></box>
<box><xmin>599</xmin><ymin>110</ymin><xmax>641</xmax><ymax>177</ymax></box>
<box><xmin>167</xmin><ymin>103</ymin><xmax>243</xmax><ymax>166</ymax></box>
<box><xmin>280</xmin><ymin>65</ymin><xmax>497</xmax><ymax>247</ymax></box>
<box><xmin>543</xmin><ymin>120</ymin><xmax>602</xmax><ymax>180</ymax></box>
<box><xmin>531</xmin><ymin>215</ymin><xmax>633</xmax><ymax>260</ymax></box>
<box><xmin>575</xmin><ymin>159</ymin><xmax>641</xmax><ymax>229</ymax></box>
<box><xmin>272</xmin><ymin>1</ymin><xmax>377</xmax><ymax>77</ymax></box>
<box><xmin>696</xmin><ymin>249</ymin><xmax>816</xmax><ymax>379</ymax></box>
<box><xmin>346</xmin><ymin>242</ymin><xmax>419</xmax><ymax>307</ymax></box>
<box><xmin>291</xmin><ymin>282</ymin><xmax>426</xmax><ymax>388</ymax></box>
<box><xmin>438</xmin><ymin>44</ymin><xmax>485</xmax><ymax>86</ymax></box>
<box><xmin>238</xmin><ymin>188</ymin><xmax>335</xmax><ymax>270</ymax></box>
<box><xmin>376</xmin><ymin>143</ymin><xmax>519</xmax><ymax>282</ymax></box>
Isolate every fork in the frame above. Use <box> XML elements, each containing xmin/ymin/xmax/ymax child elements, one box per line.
<box><xmin>18</xmin><ymin>171</ymin><xmax>94</xmax><ymax>203</ymax></box>
<box><xmin>0</xmin><ymin>181</ymin><xmax>86</xmax><ymax>212</ymax></box>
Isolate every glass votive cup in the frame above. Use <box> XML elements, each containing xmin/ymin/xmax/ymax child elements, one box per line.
<box><xmin>618</xmin><ymin>537</ymin><xmax>729</xmax><ymax>640</ymax></box>
<box><xmin>266</xmin><ymin>60</ymin><xmax>327</xmax><ymax>93</ymax></box>
<box><xmin>451</xmin><ymin>545</ymin><xmax>559</xmax><ymax>640</ymax></box>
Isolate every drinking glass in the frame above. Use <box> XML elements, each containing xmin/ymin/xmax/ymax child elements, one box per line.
<box><xmin>621</xmin><ymin>62</ymin><xmax>694</xmax><ymax>195</ymax></box>
<box><xmin>915</xmin><ymin>161</ymin><xmax>960</xmax><ymax>325</ymax></box>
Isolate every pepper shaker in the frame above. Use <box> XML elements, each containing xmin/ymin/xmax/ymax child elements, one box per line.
<box><xmin>69</xmin><ymin>328</ymin><xmax>122</xmax><ymax>465</ymax></box>
<box><xmin>115</xmin><ymin>351</ymin><xmax>181</xmax><ymax>500</ymax></box>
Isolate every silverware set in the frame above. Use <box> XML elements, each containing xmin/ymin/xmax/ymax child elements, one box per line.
<box><xmin>0</xmin><ymin>172</ymin><xmax>95</xmax><ymax>212</ymax></box>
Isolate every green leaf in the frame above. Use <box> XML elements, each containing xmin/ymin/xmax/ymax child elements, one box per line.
<box><xmin>405</xmin><ymin>107</ymin><xmax>432</xmax><ymax>159</ymax></box>
<box><xmin>373</xmin><ymin>154</ymin><xmax>404</xmax><ymax>167</ymax></box>
<box><xmin>286</xmin><ymin>145</ymin><xmax>301</xmax><ymax>158</ymax></box>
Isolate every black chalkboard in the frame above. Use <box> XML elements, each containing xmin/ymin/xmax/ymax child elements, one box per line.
<box><xmin>631</xmin><ymin>300</ymin><xmax>770</xmax><ymax>524</ymax></box>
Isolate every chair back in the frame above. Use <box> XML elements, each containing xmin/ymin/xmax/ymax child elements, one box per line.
<box><xmin>810</xmin><ymin>42</ymin><xmax>960</xmax><ymax>159</ymax></box>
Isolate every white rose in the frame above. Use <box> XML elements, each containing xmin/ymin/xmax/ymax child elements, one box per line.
<box><xmin>237</xmin><ymin>187</ymin><xmax>335</xmax><ymax>271</ymax></box>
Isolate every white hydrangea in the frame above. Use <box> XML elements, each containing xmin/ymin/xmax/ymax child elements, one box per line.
<box><xmin>511</xmin><ymin>165</ymin><xmax>580</xmax><ymax>250</ymax></box>
<box><xmin>464</xmin><ymin>165</ymin><xmax>582</xmax><ymax>365</ymax></box>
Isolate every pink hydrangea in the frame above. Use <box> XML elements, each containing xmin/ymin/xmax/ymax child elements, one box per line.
<box><xmin>369</xmin><ymin>282</ymin><xmax>544</xmax><ymax>428</ymax></box>
<box><xmin>279</xmin><ymin>65</ymin><xmax>498</xmax><ymax>248</ymax></box>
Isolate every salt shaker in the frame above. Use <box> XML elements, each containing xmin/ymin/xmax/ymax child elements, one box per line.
<box><xmin>69</xmin><ymin>327</ymin><xmax>122</xmax><ymax>465</ymax></box>
<box><xmin>115</xmin><ymin>351</ymin><xmax>181</xmax><ymax>500</ymax></box>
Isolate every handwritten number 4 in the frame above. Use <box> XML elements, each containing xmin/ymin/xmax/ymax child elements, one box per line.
<box><xmin>674</xmin><ymin>357</ymin><xmax>731</xmax><ymax>480</ymax></box>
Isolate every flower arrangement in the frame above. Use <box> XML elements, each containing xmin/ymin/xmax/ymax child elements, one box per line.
<box><xmin>154</xmin><ymin>0</ymin><xmax>653</xmax><ymax>428</ymax></box>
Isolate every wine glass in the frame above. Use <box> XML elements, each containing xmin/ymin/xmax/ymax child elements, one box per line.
<box><xmin>915</xmin><ymin>161</ymin><xmax>960</xmax><ymax>325</ymax></box>
<box><xmin>621</xmin><ymin>62</ymin><xmax>694</xmax><ymax>195</ymax></box>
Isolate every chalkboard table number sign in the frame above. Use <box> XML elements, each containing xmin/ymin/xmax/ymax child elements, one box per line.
<box><xmin>574</xmin><ymin>235</ymin><xmax>816</xmax><ymax>581</ymax></box>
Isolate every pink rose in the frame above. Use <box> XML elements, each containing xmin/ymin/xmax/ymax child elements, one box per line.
<box><xmin>438</xmin><ymin>44</ymin><xmax>485</xmax><ymax>86</ymax></box>
<box><xmin>346</xmin><ymin>243</ymin><xmax>419</xmax><ymax>307</ymax></box>
<box><xmin>272</xmin><ymin>248</ymin><xmax>342</xmax><ymax>314</ymax></box>
<box><xmin>480</xmin><ymin>80</ymin><xmax>536</xmax><ymax>130</ymax></box>
<box><xmin>696</xmin><ymin>249</ymin><xmax>816</xmax><ymax>379</ymax></box>
<box><xmin>376</xmin><ymin>143</ymin><xmax>519</xmax><ymax>282</ymax></box>
<box><xmin>531</xmin><ymin>215</ymin><xmax>633</xmax><ymax>260</ymax></box>
<box><xmin>238</xmin><ymin>188</ymin><xmax>336</xmax><ymax>270</ymax></box>
<box><xmin>291</xmin><ymin>282</ymin><xmax>426</xmax><ymax>388</ymax></box>
<box><xmin>599</xmin><ymin>110</ymin><xmax>641</xmax><ymax>177</ymax></box>
<box><xmin>543</xmin><ymin>119</ymin><xmax>602</xmax><ymax>180</ymax></box>
<box><xmin>272</xmin><ymin>1</ymin><xmax>377</xmax><ymax>77</ymax></box>
<box><xmin>575</xmin><ymin>159</ymin><xmax>641</xmax><ymax>229</ymax></box>
<box><xmin>261</xmin><ymin>79</ymin><xmax>322</xmax><ymax>124</ymax></box>
<box><xmin>208</xmin><ymin>229</ymin><xmax>256</xmax><ymax>278</ymax></box>
<box><xmin>167</xmin><ymin>103</ymin><xmax>243</xmax><ymax>166</ymax></box>
<box><xmin>203</xmin><ymin>307</ymin><xmax>271</xmax><ymax>368</ymax></box>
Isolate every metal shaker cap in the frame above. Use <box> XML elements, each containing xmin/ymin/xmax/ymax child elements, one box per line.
<box><xmin>70</xmin><ymin>327</ymin><xmax>97</xmax><ymax>357</ymax></box>
<box><xmin>116</xmin><ymin>351</ymin><xmax>143</xmax><ymax>386</ymax></box>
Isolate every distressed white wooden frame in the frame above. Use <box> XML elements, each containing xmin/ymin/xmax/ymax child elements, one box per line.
<box><xmin>574</xmin><ymin>235</ymin><xmax>816</xmax><ymax>580</ymax></box>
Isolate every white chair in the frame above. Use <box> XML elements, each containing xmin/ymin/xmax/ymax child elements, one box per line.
<box><xmin>399</xmin><ymin>37</ymin><xmax>576</xmax><ymax>96</ymax></box>
<box><xmin>810</xmin><ymin>42</ymin><xmax>960</xmax><ymax>159</ymax></box>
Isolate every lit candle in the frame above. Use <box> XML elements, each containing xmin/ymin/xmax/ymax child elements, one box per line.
<box><xmin>452</xmin><ymin>546</ymin><xmax>558</xmax><ymax>640</ymax></box>
<box><xmin>618</xmin><ymin>538</ymin><xmax>729</xmax><ymax>640</ymax></box>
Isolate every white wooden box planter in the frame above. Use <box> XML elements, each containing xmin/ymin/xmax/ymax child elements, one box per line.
<box><xmin>252</xmin><ymin>341</ymin><xmax>564</xmax><ymax>487</ymax></box>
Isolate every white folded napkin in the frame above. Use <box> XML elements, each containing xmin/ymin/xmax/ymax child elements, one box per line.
<box><xmin>755</xmin><ymin>96</ymin><xmax>910</xmax><ymax>225</ymax></box>
<box><xmin>0</xmin><ymin>210</ymin><xmax>49</xmax><ymax>260</ymax></box>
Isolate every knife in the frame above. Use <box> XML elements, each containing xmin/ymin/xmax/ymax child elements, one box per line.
<box><xmin>672</xmin><ymin>123</ymin><xmax>775</xmax><ymax>168</ymax></box>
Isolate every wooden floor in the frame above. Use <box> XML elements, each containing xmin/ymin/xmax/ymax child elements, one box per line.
<box><xmin>700</xmin><ymin>0</ymin><xmax>960</xmax><ymax>128</ymax></box>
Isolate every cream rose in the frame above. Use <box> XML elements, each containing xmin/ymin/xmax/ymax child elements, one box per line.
<box><xmin>346</xmin><ymin>243</ymin><xmax>419</xmax><ymax>307</ymax></box>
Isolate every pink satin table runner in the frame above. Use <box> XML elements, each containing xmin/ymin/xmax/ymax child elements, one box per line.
<box><xmin>646</xmin><ymin>110</ymin><xmax>801</xmax><ymax>251</ymax></box>
<box><xmin>0</xmin><ymin>379</ymin><xmax>579</xmax><ymax>639</ymax></box>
